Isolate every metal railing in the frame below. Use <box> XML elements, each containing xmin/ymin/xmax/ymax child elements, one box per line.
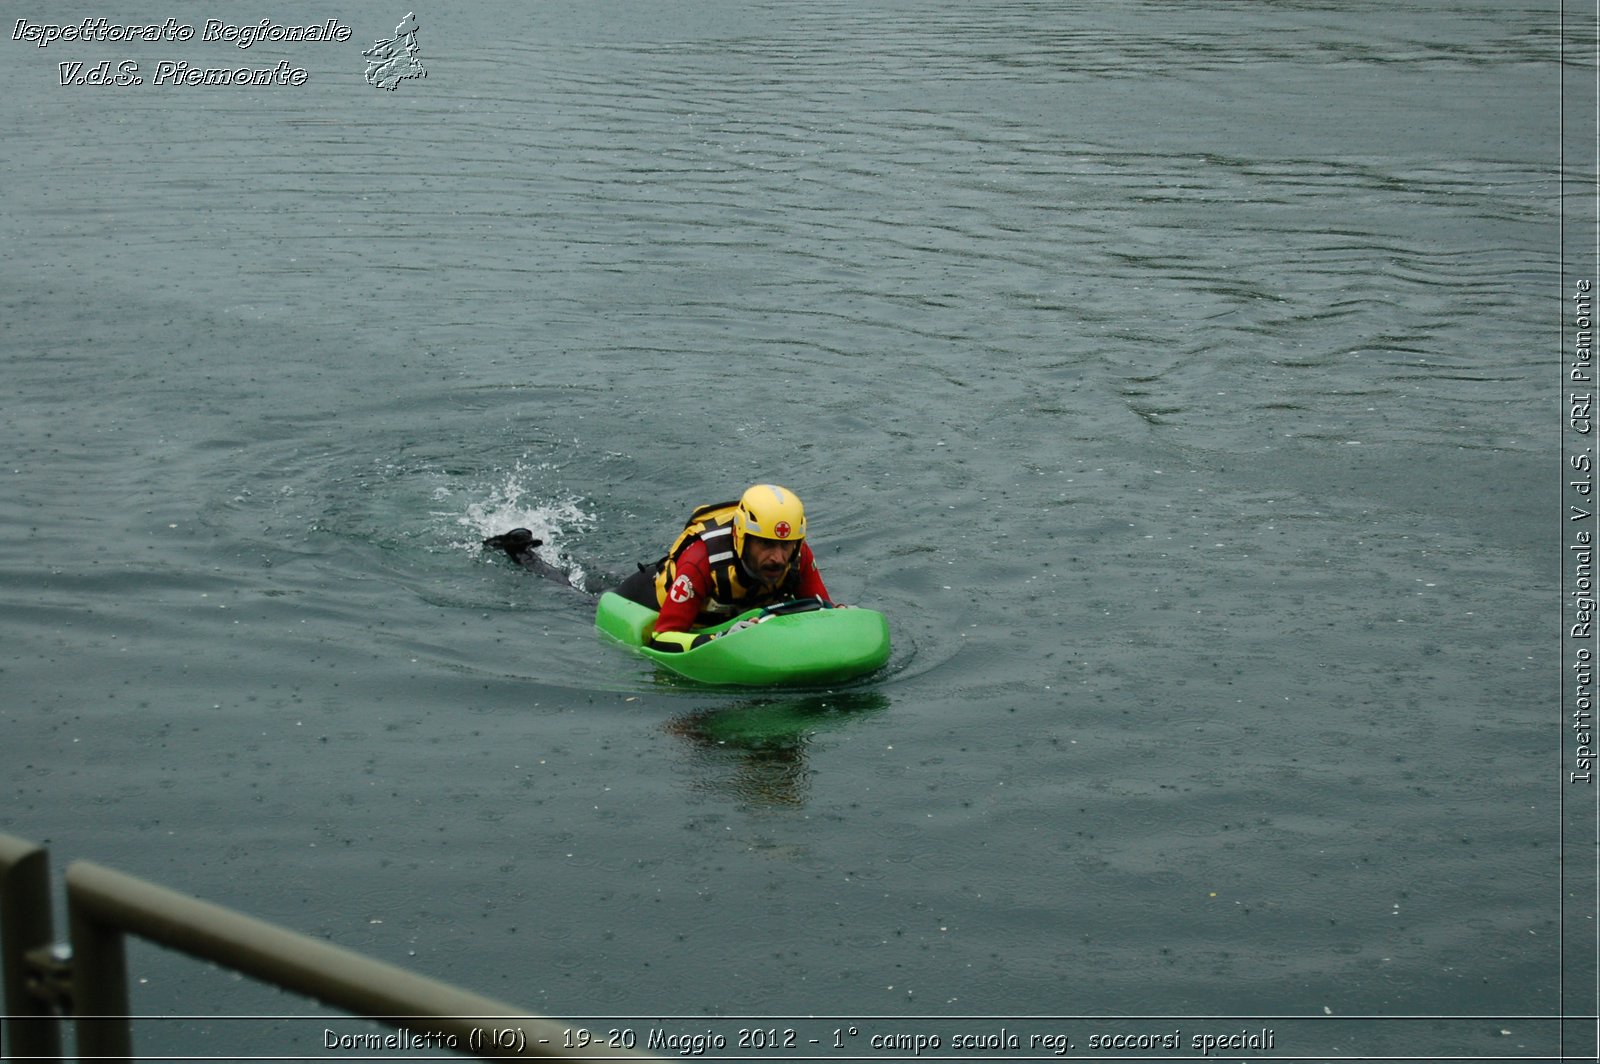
<box><xmin>1</xmin><ymin>833</ymin><xmax>61</xmax><ymax>1060</ymax></box>
<box><xmin>0</xmin><ymin>832</ymin><xmax>652</xmax><ymax>1061</ymax></box>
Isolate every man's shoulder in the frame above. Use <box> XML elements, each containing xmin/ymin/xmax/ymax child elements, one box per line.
<box><xmin>676</xmin><ymin>537</ymin><xmax>712</xmax><ymax>568</ymax></box>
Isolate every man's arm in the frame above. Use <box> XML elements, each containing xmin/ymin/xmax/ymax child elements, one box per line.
<box><xmin>647</xmin><ymin>541</ymin><xmax>712</xmax><ymax>651</ymax></box>
<box><xmin>793</xmin><ymin>542</ymin><xmax>831</xmax><ymax>602</ymax></box>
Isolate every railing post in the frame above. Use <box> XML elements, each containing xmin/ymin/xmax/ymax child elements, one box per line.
<box><xmin>66</xmin><ymin>870</ymin><xmax>134</xmax><ymax>1061</ymax></box>
<box><xmin>0</xmin><ymin>833</ymin><xmax>64</xmax><ymax>1062</ymax></box>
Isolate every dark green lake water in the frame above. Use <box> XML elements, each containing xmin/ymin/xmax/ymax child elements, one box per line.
<box><xmin>2</xmin><ymin>1</ymin><xmax>1588</xmax><ymax>1060</ymax></box>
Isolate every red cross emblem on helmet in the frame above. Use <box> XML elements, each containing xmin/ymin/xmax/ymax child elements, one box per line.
<box><xmin>774</xmin><ymin>521</ymin><xmax>792</xmax><ymax>539</ymax></box>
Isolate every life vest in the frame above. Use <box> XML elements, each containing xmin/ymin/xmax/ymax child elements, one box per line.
<box><xmin>653</xmin><ymin>501</ymin><xmax>801</xmax><ymax>619</ymax></box>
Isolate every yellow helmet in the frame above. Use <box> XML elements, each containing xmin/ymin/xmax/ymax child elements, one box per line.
<box><xmin>732</xmin><ymin>484</ymin><xmax>806</xmax><ymax>556</ymax></box>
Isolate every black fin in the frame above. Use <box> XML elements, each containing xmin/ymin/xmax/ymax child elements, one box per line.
<box><xmin>483</xmin><ymin>528</ymin><xmax>543</xmax><ymax>564</ymax></box>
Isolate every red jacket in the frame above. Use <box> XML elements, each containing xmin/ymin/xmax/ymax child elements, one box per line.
<box><xmin>654</xmin><ymin>538</ymin><xmax>829</xmax><ymax>634</ymax></box>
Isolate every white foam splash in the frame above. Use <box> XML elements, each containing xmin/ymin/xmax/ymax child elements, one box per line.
<box><xmin>438</xmin><ymin>465</ymin><xmax>597</xmax><ymax>587</ymax></box>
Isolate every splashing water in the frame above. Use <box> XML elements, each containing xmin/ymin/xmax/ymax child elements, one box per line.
<box><xmin>442</xmin><ymin>465</ymin><xmax>598</xmax><ymax>588</ymax></box>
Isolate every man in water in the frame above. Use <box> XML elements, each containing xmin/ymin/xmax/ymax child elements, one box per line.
<box><xmin>615</xmin><ymin>484</ymin><xmax>832</xmax><ymax>652</ymax></box>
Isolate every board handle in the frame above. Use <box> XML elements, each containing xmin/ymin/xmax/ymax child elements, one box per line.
<box><xmin>757</xmin><ymin>596</ymin><xmax>831</xmax><ymax>618</ymax></box>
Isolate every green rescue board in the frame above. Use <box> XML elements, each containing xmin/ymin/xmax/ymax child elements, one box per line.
<box><xmin>595</xmin><ymin>592</ymin><xmax>890</xmax><ymax>686</ymax></box>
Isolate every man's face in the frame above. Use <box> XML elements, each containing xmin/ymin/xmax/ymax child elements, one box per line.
<box><xmin>743</xmin><ymin>536</ymin><xmax>799</xmax><ymax>587</ymax></box>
